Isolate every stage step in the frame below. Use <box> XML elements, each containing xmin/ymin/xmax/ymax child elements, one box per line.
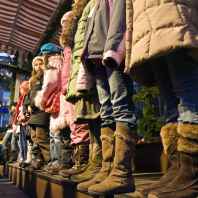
<box><xmin>3</xmin><ymin>164</ymin><xmax>162</xmax><ymax>198</ymax></box>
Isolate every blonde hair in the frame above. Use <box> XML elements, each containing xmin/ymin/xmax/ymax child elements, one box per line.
<box><xmin>29</xmin><ymin>58</ymin><xmax>44</xmax><ymax>88</ymax></box>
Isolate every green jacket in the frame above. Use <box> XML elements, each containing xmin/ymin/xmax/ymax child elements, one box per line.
<box><xmin>66</xmin><ymin>0</ymin><xmax>98</xmax><ymax>104</ymax></box>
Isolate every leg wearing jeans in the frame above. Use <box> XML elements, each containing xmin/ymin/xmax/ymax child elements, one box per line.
<box><xmin>50</xmin><ymin>131</ymin><xmax>63</xmax><ymax>166</ymax></box>
<box><xmin>95</xmin><ymin>63</ymin><xmax>136</xmax><ymax>131</ymax></box>
<box><xmin>11</xmin><ymin>133</ymin><xmax>18</xmax><ymax>151</ymax></box>
<box><xmin>19</xmin><ymin>125</ymin><xmax>27</xmax><ymax>162</ymax></box>
<box><xmin>2</xmin><ymin>132</ymin><xmax>12</xmax><ymax>149</ymax></box>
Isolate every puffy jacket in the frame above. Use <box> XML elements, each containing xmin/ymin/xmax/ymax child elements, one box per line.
<box><xmin>125</xmin><ymin>0</ymin><xmax>198</xmax><ymax>86</ymax></box>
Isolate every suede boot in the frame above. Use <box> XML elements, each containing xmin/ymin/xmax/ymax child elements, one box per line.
<box><xmin>59</xmin><ymin>143</ymin><xmax>89</xmax><ymax>177</ymax></box>
<box><xmin>148</xmin><ymin>124</ymin><xmax>198</xmax><ymax>198</ymax></box>
<box><xmin>70</xmin><ymin>143</ymin><xmax>102</xmax><ymax>183</ymax></box>
<box><xmin>88</xmin><ymin>124</ymin><xmax>136</xmax><ymax>196</ymax></box>
<box><xmin>77</xmin><ymin>127</ymin><xmax>114</xmax><ymax>192</ymax></box>
<box><xmin>25</xmin><ymin>155</ymin><xmax>44</xmax><ymax>171</ymax></box>
<box><xmin>136</xmin><ymin>124</ymin><xmax>180</xmax><ymax>198</ymax></box>
<box><xmin>7</xmin><ymin>150</ymin><xmax>18</xmax><ymax>163</ymax></box>
<box><xmin>2</xmin><ymin>149</ymin><xmax>9</xmax><ymax>164</ymax></box>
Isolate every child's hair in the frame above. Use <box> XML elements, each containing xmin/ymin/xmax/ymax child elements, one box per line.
<box><xmin>29</xmin><ymin>70</ymin><xmax>43</xmax><ymax>89</ymax></box>
<box><xmin>42</xmin><ymin>53</ymin><xmax>56</xmax><ymax>70</ymax></box>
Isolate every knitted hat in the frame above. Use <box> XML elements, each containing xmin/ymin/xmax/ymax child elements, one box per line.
<box><xmin>61</xmin><ymin>11</ymin><xmax>72</xmax><ymax>26</ymax></box>
<box><xmin>20</xmin><ymin>81</ymin><xmax>29</xmax><ymax>93</ymax></box>
<box><xmin>32</xmin><ymin>56</ymin><xmax>43</xmax><ymax>69</ymax></box>
<box><xmin>39</xmin><ymin>43</ymin><xmax>60</xmax><ymax>56</ymax></box>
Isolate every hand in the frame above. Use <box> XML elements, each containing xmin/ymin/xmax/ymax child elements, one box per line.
<box><xmin>103</xmin><ymin>57</ymin><xmax>118</xmax><ymax>69</ymax></box>
<box><xmin>28</xmin><ymin>106</ymin><xmax>34</xmax><ymax>113</ymax></box>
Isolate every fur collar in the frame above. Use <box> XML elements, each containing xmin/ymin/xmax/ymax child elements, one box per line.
<box><xmin>60</xmin><ymin>0</ymin><xmax>89</xmax><ymax>48</ymax></box>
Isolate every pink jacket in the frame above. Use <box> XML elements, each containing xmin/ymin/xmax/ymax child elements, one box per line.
<box><xmin>35</xmin><ymin>55</ymin><xmax>63</xmax><ymax>131</ymax></box>
<box><xmin>51</xmin><ymin>47</ymin><xmax>89</xmax><ymax>144</ymax></box>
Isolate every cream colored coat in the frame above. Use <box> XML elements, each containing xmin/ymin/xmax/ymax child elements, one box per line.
<box><xmin>125</xmin><ymin>0</ymin><xmax>198</xmax><ymax>86</ymax></box>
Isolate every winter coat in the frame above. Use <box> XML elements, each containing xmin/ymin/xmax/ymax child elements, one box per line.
<box><xmin>35</xmin><ymin>55</ymin><xmax>63</xmax><ymax>132</ymax></box>
<box><xmin>13</xmin><ymin>93</ymin><xmax>27</xmax><ymax>131</ymax></box>
<box><xmin>6</xmin><ymin>112</ymin><xmax>15</xmax><ymax>129</ymax></box>
<box><xmin>125</xmin><ymin>0</ymin><xmax>198</xmax><ymax>87</ymax></box>
<box><xmin>66</xmin><ymin>0</ymin><xmax>98</xmax><ymax>104</ymax></box>
<box><xmin>35</xmin><ymin>55</ymin><xmax>62</xmax><ymax>110</ymax></box>
<box><xmin>81</xmin><ymin>0</ymin><xmax>126</xmax><ymax>69</ymax></box>
<box><xmin>26</xmin><ymin>78</ymin><xmax>50</xmax><ymax>127</ymax></box>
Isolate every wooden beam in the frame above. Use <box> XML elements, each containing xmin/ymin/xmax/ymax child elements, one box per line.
<box><xmin>0</xmin><ymin>61</ymin><xmax>30</xmax><ymax>74</ymax></box>
<box><xmin>8</xmin><ymin>0</ymin><xmax>23</xmax><ymax>45</ymax></box>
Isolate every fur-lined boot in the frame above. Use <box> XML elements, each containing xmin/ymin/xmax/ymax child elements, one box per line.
<box><xmin>70</xmin><ymin>143</ymin><xmax>102</xmax><ymax>183</ymax></box>
<box><xmin>136</xmin><ymin>123</ymin><xmax>180</xmax><ymax>198</ymax></box>
<box><xmin>148</xmin><ymin>124</ymin><xmax>198</xmax><ymax>198</ymax></box>
<box><xmin>59</xmin><ymin>143</ymin><xmax>89</xmax><ymax>177</ymax></box>
<box><xmin>88</xmin><ymin>124</ymin><xmax>136</xmax><ymax>196</ymax></box>
<box><xmin>77</xmin><ymin>127</ymin><xmax>114</xmax><ymax>192</ymax></box>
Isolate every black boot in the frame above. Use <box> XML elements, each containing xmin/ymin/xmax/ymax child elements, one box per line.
<box><xmin>7</xmin><ymin>150</ymin><xmax>18</xmax><ymax>163</ymax></box>
<box><xmin>2</xmin><ymin>149</ymin><xmax>9</xmax><ymax>164</ymax></box>
<box><xmin>59</xmin><ymin>143</ymin><xmax>89</xmax><ymax>178</ymax></box>
<box><xmin>136</xmin><ymin>124</ymin><xmax>180</xmax><ymax>198</ymax></box>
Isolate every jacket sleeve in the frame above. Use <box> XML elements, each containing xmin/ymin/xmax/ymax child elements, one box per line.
<box><xmin>124</xmin><ymin>0</ymin><xmax>133</xmax><ymax>74</ymax></box>
<box><xmin>61</xmin><ymin>48</ymin><xmax>71</xmax><ymax>95</ymax></box>
<box><xmin>103</xmin><ymin>0</ymin><xmax>126</xmax><ymax>67</ymax></box>
<box><xmin>35</xmin><ymin>59</ymin><xmax>61</xmax><ymax>110</ymax></box>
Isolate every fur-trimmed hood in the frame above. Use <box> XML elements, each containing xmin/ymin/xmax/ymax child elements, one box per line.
<box><xmin>59</xmin><ymin>0</ymin><xmax>89</xmax><ymax>48</ymax></box>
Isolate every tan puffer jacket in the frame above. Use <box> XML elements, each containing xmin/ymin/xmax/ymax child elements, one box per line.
<box><xmin>125</xmin><ymin>0</ymin><xmax>198</xmax><ymax>86</ymax></box>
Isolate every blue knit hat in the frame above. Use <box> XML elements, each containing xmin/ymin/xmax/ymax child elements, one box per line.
<box><xmin>39</xmin><ymin>43</ymin><xmax>61</xmax><ymax>56</ymax></box>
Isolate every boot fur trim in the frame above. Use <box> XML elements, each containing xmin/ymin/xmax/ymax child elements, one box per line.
<box><xmin>100</xmin><ymin>135</ymin><xmax>115</xmax><ymax>144</ymax></box>
<box><xmin>101</xmin><ymin>127</ymin><xmax>114</xmax><ymax>139</ymax></box>
<box><xmin>178</xmin><ymin>138</ymin><xmax>198</xmax><ymax>154</ymax></box>
<box><xmin>115</xmin><ymin>131</ymin><xmax>136</xmax><ymax>144</ymax></box>
<box><xmin>161</xmin><ymin>124</ymin><xmax>179</xmax><ymax>154</ymax></box>
<box><xmin>178</xmin><ymin>124</ymin><xmax>198</xmax><ymax>141</ymax></box>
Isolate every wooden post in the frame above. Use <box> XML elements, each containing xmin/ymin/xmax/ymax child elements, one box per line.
<box><xmin>14</xmin><ymin>50</ymin><xmax>23</xmax><ymax>103</ymax></box>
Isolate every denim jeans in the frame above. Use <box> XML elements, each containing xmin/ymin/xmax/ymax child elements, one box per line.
<box><xmin>94</xmin><ymin>62</ymin><xmax>136</xmax><ymax>131</ymax></box>
<box><xmin>2</xmin><ymin>132</ymin><xmax>18</xmax><ymax>150</ymax></box>
<box><xmin>19</xmin><ymin>125</ymin><xmax>27</xmax><ymax>162</ymax></box>
<box><xmin>150</xmin><ymin>48</ymin><xmax>198</xmax><ymax>124</ymax></box>
<box><xmin>49</xmin><ymin>131</ymin><xmax>63</xmax><ymax>166</ymax></box>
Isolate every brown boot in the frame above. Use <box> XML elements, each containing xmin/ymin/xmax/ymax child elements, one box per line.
<box><xmin>59</xmin><ymin>143</ymin><xmax>89</xmax><ymax>178</ymax></box>
<box><xmin>77</xmin><ymin>127</ymin><xmax>114</xmax><ymax>192</ymax></box>
<box><xmin>135</xmin><ymin>124</ymin><xmax>180</xmax><ymax>198</ymax></box>
<box><xmin>148</xmin><ymin>124</ymin><xmax>198</xmax><ymax>198</ymax></box>
<box><xmin>88</xmin><ymin>124</ymin><xmax>137</xmax><ymax>196</ymax></box>
<box><xmin>70</xmin><ymin>143</ymin><xmax>102</xmax><ymax>183</ymax></box>
<box><xmin>25</xmin><ymin>159</ymin><xmax>44</xmax><ymax>171</ymax></box>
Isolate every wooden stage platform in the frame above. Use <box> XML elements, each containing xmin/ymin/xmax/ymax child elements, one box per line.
<box><xmin>2</xmin><ymin>164</ymin><xmax>163</xmax><ymax>198</ymax></box>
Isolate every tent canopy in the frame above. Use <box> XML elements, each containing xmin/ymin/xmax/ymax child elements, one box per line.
<box><xmin>0</xmin><ymin>0</ymin><xmax>72</xmax><ymax>57</ymax></box>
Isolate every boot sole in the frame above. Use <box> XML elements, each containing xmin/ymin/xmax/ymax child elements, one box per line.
<box><xmin>135</xmin><ymin>191</ymin><xmax>147</xmax><ymax>198</ymax></box>
<box><xmin>59</xmin><ymin>172</ymin><xmax>70</xmax><ymax>178</ymax></box>
<box><xmin>88</xmin><ymin>186</ymin><xmax>135</xmax><ymax>196</ymax></box>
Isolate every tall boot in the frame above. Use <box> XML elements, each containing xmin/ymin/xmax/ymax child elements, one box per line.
<box><xmin>136</xmin><ymin>124</ymin><xmax>180</xmax><ymax>198</ymax></box>
<box><xmin>70</xmin><ymin>143</ymin><xmax>102</xmax><ymax>183</ymax></box>
<box><xmin>7</xmin><ymin>150</ymin><xmax>19</xmax><ymax>163</ymax></box>
<box><xmin>2</xmin><ymin>149</ymin><xmax>9</xmax><ymax>164</ymax></box>
<box><xmin>148</xmin><ymin>124</ymin><xmax>198</xmax><ymax>198</ymax></box>
<box><xmin>59</xmin><ymin>143</ymin><xmax>89</xmax><ymax>177</ymax></box>
<box><xmin>77</xmin><ymin>127</ymin><xmax>114</xmax><ymax>192</ymax></box>
<box><xmin>88</xmin><ymin>124</ymin><xmax>137</xmax><ymax>196</ymax></box>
